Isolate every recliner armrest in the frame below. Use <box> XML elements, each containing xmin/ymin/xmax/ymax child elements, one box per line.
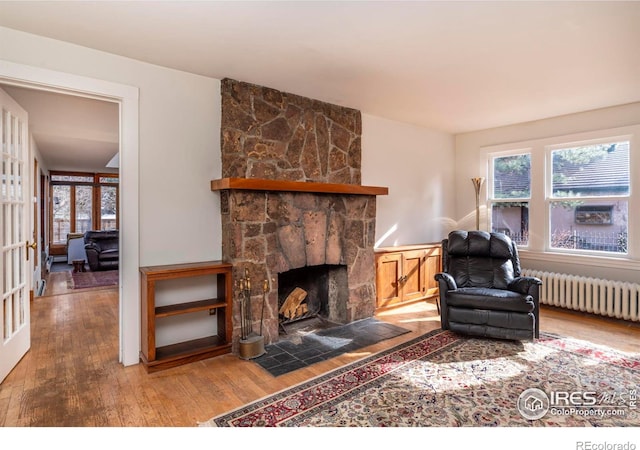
<box><xmin>435</xmin><ymin>272</ymin><xmax>457</xmax><ymax>290</ymax></box>
<box><xmin>84</xmin><ymin>242</ymin><xmax>101</xmax><ymax>253</ymax></box>
<box><xmin>508</xmin><ymin>276</ymin><xmax>542</xmax><ymax>295</ymax></box>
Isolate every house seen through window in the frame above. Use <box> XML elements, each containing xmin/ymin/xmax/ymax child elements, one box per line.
<box><xmin>549</xmin><ymin>141</ymin><xmax>629</xmax><ymax>254</ymax></box>
<box><xmin>490</xmin><ymin>153</ymin><xmax>531</xmax><ymax>246</ymax></box>
<box><xmin>488</xmin><ymin>140</ymin><xmax>630</xmax><ymax>256</ymax></box>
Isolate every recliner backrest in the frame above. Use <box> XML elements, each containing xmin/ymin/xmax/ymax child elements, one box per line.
<box><xmin>84</xmin><ymin>230</ymin><xmax>119</xmax><ymax>251</ymax></box>
<box><xmin>443</xmin><ymin>230</ymin><xmax>521</xmax><ymax>289</ymax></box>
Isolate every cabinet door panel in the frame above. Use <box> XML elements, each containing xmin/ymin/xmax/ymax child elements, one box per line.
<box><xmin>375</xmin><ymin>244</ymin><xmax>442</xmax><ymax>311</ymax></box>
<box><xmin>376</xmin><ymin>253</ymin><xmax>402</xmax><ymax>307</ymax></box>
<box><xmin>402</xmin><ymin>250</ymin><xmax>426</xmax><ymax>302</ymax></box>
<box><xmin>424</xmin><ymin>249</ymin><xmax>441</xmax><ymax>297</ymax></box>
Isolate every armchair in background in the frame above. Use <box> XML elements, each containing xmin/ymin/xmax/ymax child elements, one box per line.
<box><xmin>84</xmin><ymin>230</ymin><xmax>119</xmax><ymax>271</ymax></box>
<box><xmin>66</xmin><ymin>233</ymin><xmax>87</xmax><ymax>264</ymax></box>
<box><xmin>435</xmin><ymin>230</ymin><xmax>542</xmax><ymax>341</ymax></box>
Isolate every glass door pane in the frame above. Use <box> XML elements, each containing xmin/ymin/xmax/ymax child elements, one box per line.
<box><xmin>52</xmin><ymin>185</ymin><xmax>70</xmax><ymax>244</ymax></box>
<box><xmin>101</xmin><ymin>186</ymin><xmax>117</xmax><ymax>230</ymax></box>
<box><xmin>75</xmin><ymin>185</ymin><xmax>93</xmax><ymax>233</ymax></box>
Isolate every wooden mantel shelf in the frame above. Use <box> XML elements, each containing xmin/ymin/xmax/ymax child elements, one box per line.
<box><xmin>210</xmin><ymin>177</ymin><xmax>389</xmax><ymax>196</ymax></box>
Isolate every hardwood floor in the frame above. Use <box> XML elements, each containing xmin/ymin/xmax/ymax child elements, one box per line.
<box><xmin>1</xmin><ymin>282</ymin><xmax>639</xmax><ymax>427</ymax></box>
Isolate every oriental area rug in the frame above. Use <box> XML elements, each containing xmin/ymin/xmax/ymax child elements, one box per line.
<box><xmin>68</xmin><ymin>270</ymin><xmax>119</xmax><ymax>290</ymax></box>
<box><xmin>201</xmin><ymin>329</ymin><xmax>640</xmax><ymax>427</ymax></box>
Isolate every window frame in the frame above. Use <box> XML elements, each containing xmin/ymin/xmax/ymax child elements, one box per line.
<box><xmin>482</xmin><ymin>125</ymin><xmax>638</xmax><ymax>270</ymax></box>
<box><xmin>544</xmin><ymin>136</ymin><xmax>631</xmax><ymax>257</ymax></box>
<box><xmin>48</xmin><ymin>170</ymin><xmax>119</xmax><ymax>254</ymax></box>
<box><xmin>488</xmin><ymin>149</ymin><xmax>533</xmax><ymax>248</ymax></box>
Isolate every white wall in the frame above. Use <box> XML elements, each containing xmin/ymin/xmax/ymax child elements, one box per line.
<box><xmin>0</xmin><ymin>27</ymin><xmax>223</xmax><ymax>267</ymax></box>
<box><xmin>1</xmin><ymin>26</ymin><xmax>222</xmax><ymax>365</ymax></box>
<box><xmin>455</xmin><ymin>102</ymin><xmax>640</xmax><ymax>282</ymax></box>
<box><xmin>362</xmin><ymin>114</ymin><xmax>456</xmax><ymax>247</ymax></box>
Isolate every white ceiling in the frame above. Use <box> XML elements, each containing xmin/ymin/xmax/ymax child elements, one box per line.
<box><xmin>0</xmin><ymin>84</ymin><xmax>120</xmax><ymax>172</ymax></box>
<box><xmin>1</xmin><ymin>1</ymin><xmax>639</xmax><ymax>164</ymax></box>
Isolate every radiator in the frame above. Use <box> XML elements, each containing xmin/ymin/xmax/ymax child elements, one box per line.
<box><xmin>521</xmin><ymin>269</ymin><xmax>640</xmax><ymax>322</ymax></box>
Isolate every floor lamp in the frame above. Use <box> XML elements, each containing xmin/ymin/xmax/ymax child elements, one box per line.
<box><xmin>472</xmin><ymin>177</ymin><xmax>485</xmax><ymax>230</ymax></box>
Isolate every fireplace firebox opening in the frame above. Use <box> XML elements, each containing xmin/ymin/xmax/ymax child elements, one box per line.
<box><xmin>277</xmin><ymin>264</ymin><xmax>348</xmax><ymax>333</ymax></box>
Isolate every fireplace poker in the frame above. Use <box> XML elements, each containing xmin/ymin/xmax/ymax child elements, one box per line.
<box><xmin>240</xmin><ymin>277</ymin><xmax>251</xmax><ymax>339</ymax></box>
<box><xmin>245</xmin><ymin>270</ymin><xmax>253</xmax><ymax>336</ymax></box>
<box><xmin>239</xmin><ymin>291</ymin><xmax>246</xmax><ymax>340</ymax></box>
<box><xmin>260</xmin><ymin>279</ymin><xmax>268</xmax><ymax>336</ymax></box>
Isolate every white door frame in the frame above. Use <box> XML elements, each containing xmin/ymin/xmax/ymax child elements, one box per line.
<box><xmin>0</xmin><ymin>60</ymin><xmax>140</xmax><ymax>366</ymax></box>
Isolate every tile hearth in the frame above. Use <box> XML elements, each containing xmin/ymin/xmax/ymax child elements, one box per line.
<box><xmin>252</xmin><ymin>317</ymin><xmax>410</xmax><ymax>377</ymax></box>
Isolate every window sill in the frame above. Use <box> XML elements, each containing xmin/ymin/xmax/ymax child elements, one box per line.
<box><xmin>518</xmin><ymin>249</ymin><xmax>640</xmax><ymax>272</ymax></box>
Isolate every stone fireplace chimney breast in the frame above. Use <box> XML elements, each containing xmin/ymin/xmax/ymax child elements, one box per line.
<box><xmin>214</xmin><ymin>79</ymin><xmax>387</xmax><ymax>352</ymax></box>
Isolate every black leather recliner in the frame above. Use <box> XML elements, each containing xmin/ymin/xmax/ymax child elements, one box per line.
<box><xmin>84</xmin><ymin>230</ymin><xmax>119</xmax><ymax>271</ymax></box>
<box><xmin>435</xmin><ymin>230</ymin><xmax>542</xmax><ymax>340</ymax></box>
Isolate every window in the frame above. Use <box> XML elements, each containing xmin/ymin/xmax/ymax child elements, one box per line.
<box><xmin>51</xmin><ymin>184</ymin><xmax>70</xmax><ymax>244</ymax></box>
<box><xmin>489</xmin><ymin>153</ymin><xmax>531</xmax><ymax>246</ymax></box>
<box><xmin>101</xmin><ymin>185</ymin><xmax>117</xmax><ymax>231</ymax></box>
<box><xmin>486</xmin><ymin>131</ymin><xmax>634</xmax><ymax>261</ymax></box>
<box><xmin>75</xmin><ymin>185</ymin><xmax>93</xmax><ymax>234</ymax></box>
<box><xmin>49</xmin><ymin>171</ymin><xmax>119</xmax><ymax>249</ymax></box>
<box><xmin>548</xmin><ymin>141</ymin><xmax>629</xmax><ymax>254</ymax></box>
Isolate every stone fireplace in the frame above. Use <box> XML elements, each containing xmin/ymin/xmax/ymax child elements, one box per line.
<box><xmin>212</xmin><ymin>79</ymin><xmax>387</xmax><ymax>352</ymax></box>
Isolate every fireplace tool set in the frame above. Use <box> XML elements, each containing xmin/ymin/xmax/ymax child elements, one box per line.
<box><xmin>238</xmin><ymin>268</ymin><xmax>268</xmax><ymax>360</ymax></box>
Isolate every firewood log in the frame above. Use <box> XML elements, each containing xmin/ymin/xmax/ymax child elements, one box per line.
<box><xmin>279</xmin><ymin>287</ymin><xmax>307</xmax><ymax>319</ymax></box>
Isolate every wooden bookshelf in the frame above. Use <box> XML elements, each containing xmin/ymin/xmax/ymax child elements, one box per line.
<box><xmin>139</xmin><ymin>261</ymin><xmax>233</xmax><ymax>373</ymax></box>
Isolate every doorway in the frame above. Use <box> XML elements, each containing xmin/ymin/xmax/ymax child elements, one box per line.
<box><xmin>0</xmin><ymin>60</ymin><xmax>140</xmax><ymax>367</ymax></box>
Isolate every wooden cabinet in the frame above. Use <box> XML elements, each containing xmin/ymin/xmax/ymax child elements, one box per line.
<box><xmin>139</xmin><ymin>261</ymin><xmax>233</xmax><ymax>373</ymax></box>
<box><xmin>375</xmin><ymin>243</ymin><xmax>441</xmax><ymax>310</ymax></box>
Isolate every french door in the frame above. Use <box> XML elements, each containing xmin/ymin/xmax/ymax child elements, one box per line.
<box><xmin>1</xmin><ymin>87</ymin><xmax>32</xmax><ymax>383</ymax></box>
